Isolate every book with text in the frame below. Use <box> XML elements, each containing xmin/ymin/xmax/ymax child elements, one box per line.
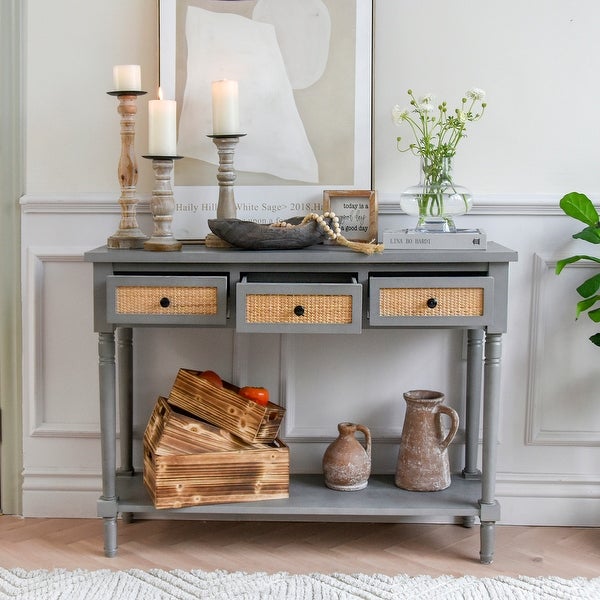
<box><xmin>383</xmin><ymin>228</ymin><xmax>487</xmax><ymax>250</ymax></box>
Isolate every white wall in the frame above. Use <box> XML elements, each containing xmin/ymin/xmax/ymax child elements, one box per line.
<box><xmin>20</xmin><ymin>0</ymin><xmax>600</xmax><ymax>524</ymax></box>
<box><xmin>374</xmin><ymin>0</ymin><xmax>600</xmax><ymax>196</ymax></box>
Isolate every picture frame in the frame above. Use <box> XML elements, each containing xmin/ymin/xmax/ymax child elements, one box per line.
<box><xmin>159</xmin><ymin>0</ymin><xmax>372</xmax><ymax>240</ymax></box>
<box><xmin>323</xmin><ymin>189</ymin><xmax>378</xmax><ymax>243</ymax></box>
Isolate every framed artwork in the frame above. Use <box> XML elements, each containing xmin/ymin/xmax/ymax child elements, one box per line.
<box><xmin>159</xmin><ymin>0</ymin><xmax>372</xmax><ymax>240</ymax></box>
<box><xmin>323</xmin><ymin>189</ymin><xmax>377</xmax><ymax>242</ymax></box>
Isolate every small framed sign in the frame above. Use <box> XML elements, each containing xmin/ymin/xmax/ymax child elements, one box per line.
<box><xmin>323</xmin><ymin>190</ymin><xmax>378</xmax><ymax>242</ymax></box>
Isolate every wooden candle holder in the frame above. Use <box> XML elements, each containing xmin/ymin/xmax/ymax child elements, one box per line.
<box><xmin>107</xmin><ymin>91</ymin><xmax>148</xmax><ymax>249</ymax></box>
<box><xmin>209</xmin><ymin>134</ymin><xmax>245</xmax><ymax>219</ymax></box>
<box><xmin>142</xmin><ymin>156</ymin><xmax>182</xmax><ymax>252</ymax></box>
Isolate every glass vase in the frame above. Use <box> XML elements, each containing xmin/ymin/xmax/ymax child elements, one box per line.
<box><xmin>400</xmin><ymin>157</ymin><xmax>472</xmax><ymax>232</ymax></box>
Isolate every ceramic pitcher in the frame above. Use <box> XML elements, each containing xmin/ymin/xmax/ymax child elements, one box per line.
<box><xmin>323</xmin><ymin>422</ymin><xmax>371</xmax><ymax>491</ymax></box>
<box><xmin>395</xmin><ymin>390</ymin><xmax>459</xmax><ymax>492</ymax></box>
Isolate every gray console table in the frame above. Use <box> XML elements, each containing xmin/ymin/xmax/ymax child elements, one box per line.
<box><xmin>84</xmin><ymin>242</ymin><xmax>517</xmax><ymax>563</ymax></box>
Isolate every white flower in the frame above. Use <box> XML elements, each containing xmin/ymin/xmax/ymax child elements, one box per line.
<box><xmin>392</xmin><ymin>88</ymin><xmax>486</xmax><ymax>173</ymax></box>
<box><xmin>391</xmin><ymin>104</ymin><xmax>409</xmax><ymax>125</ymax></box>
<box><xmin>466</xmin><ymin>88</ymin><xmax>486</xmax><ymax>101</ymax></box>
<box><xmin>417</xmin><ymin>101</ymin><xmax>435</xmax><ymax>113</ymax></box>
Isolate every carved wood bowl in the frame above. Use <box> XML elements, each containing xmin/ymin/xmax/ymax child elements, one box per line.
<box><xmin>208</xmin><ymin>217</ymin><xmax>330</xmax><ymax>250</ymax></box>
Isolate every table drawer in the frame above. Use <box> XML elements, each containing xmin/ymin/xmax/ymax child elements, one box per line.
<box><xmin>369</xmin><ymin>276</ymin><xmax>494</xmax><ymax>326</ymax></box>
<box><xmin>107</xmin><ymin>276</ymin><xmax>228</xmax><ymax>325</ymax></box>
<box><xmin>237</xmin><ymin>274</ymin><xmax>362</xmax><ymax>333</ymax></box>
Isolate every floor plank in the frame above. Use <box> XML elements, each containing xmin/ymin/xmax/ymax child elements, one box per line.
<box><xmin>0</xmin><ymin>516</ymin><xmax>598</xmax><ymax>577</ymax></box>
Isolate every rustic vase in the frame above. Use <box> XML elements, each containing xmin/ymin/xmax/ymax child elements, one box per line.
<box><xmin>400</xmin><ymin>157</ymin><xmax>472</xmax><ymax>232</ymax></box>
<box><xmin>322</xmin><ymin>422</ymin><xmax>371</xmax><ymax>491</ymax></box>
<box><xmin>395</xmin><ymin>390</ymin><xmax>459</xmax><ymax>492</ymax></box>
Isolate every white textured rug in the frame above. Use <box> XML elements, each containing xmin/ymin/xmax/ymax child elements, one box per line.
<box><xmin>0</xmin><ymin>569</ymin><xmax>598</xmax><ymax>599</ymax></box>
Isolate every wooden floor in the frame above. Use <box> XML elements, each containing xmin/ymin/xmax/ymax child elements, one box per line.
<box><xmin>0</xmin><ymin>516</ymin><xmax>598</xmax><ymax>577</ymax></box>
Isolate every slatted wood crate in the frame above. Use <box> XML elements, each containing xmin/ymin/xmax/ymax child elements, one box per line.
<box><xmin>168</xmin><ymin>368</ymin><xmax>285</xmax><ymax>444</ymax></box>
<box><xmin>143</xmin><ymin>397</ymin><xmax>289</xmax><ymax>509</ymax></box>
<box><xmin>144</xmin><ymin>396</ymin><xmax>251</xmax><ymax>455</ymax></box>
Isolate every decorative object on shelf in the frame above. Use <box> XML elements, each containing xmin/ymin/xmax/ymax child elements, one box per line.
<box><xmin>395</xmin><ymin>390</ymin><xmax>459</xmax><ymax>492</ymax></box>
<box><xmin>383</xmin><ymin>228</ymin><xmax>487</xmax><ymax>250</ymax></box>
<box><xmin>207</xmin><ymin>213</ymin><xmax>384</xmax><ymax>254</ymax></box>
<box><xmin>400</xmin><ymin>157</ymin><xmax>473</xmax><ymax>232</ymax></box>
<box><xmin>144</xmin><ymin>396</ymin><xmax>288</xmax><ymax>509</ymax></box>
<box><xmin>106</xmin><ymin>66</ymin><xmax>148</xmax><ymax>249</ymax></box>
<box><xmin>142</xmin><ymin>155</ymin><xmax>183</xmax><ymax>251</ymax></box>
<box><xmin>322</xmin><ymin>422</ymin><xmax>371</xmax><ymax>491</ymax></box>
<box><xmin>392</xmin><ymin>88</ymin><xmax>486</xmax><ymax>232</ymax></box>
<box><xmin>141</xmin><ymin>87</ymin><xmax>182</xmax><ymax>251</ymax></box>
<box><xmin>323</xmin><ymin>190</ymin><xmax>378</xmax><ymax>243</ymax></box>
<box><xmin>208</xmin><ymin>134</ymin><xmax>246</xmax><ymax>220</ymax></box>
<box><xmin>556</xmin><ymin>191</ymin><xmax>600</xmax><ymax>346</ymax></box>
<box><xmin>169</xmin><ymin>368</ymin><xmax>285</xmax><ymax>445</ymax></box>
<box><xmin>207</xmin><ymin>78</ymin><xmax>244</xmax><ymax>221</ymax></box>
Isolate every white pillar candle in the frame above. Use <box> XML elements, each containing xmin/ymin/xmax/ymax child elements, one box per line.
<box><xmin>148</xmin><ymin>88</ymin><xmax>177</xmax><ymax>156</ymax></box>
<box><xmin>112</xmin><ymin>65</ymin><xmax>141</xmax><ymax>91</ymax></box>
<box><xmin>211</xmin><ymin>80</ymin><xmax>240</xmax><ymax>135</ymax></box>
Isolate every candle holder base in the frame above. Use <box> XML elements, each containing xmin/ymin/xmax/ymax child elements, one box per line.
<box><xmin>143</xmin><ymin>156</ymin><xmax>182</xmax><ymax>252</ymax></box>
<box><xmin>144</xmin><ymin>237</ymin><xmax>182</xmax><ymax>252</ymax></box>
<box><xmin>107</xmin><ymin>231</ymin><xmax>147</xmax><ymax>250</ymax></box>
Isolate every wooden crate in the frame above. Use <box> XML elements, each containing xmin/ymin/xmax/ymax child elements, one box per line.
<box><xmin>143</xmin><ymin>397</ymin><xmax>289</xmax><ymax>510</ymax></box>
<box><xmin>144</xmin><ymin>397</ymin><xmax>253</xmax><ymax>455</ymax></box>
<box><xmin>168</xmin><ymin>368</ymin><xmax>285</xmax><ymax>444</ymax></box>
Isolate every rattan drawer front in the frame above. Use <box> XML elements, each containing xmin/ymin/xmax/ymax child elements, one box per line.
<box><xmin>246</xmin><ymin>294</ymin><xmax>353</xmax><ymax>324</ymax></box>
<box><xmin>369</xmin><ymin>276</ymin><xmax>494</xmax><ymax>327</ymax></box>
<box><xmin>107</xmin><ymin>276</ymin><xmax>227</xmax><ymax>325</ymax></box>
<box><xmin>116</xmin><ymin>286</ymin><xmax>218</xmax><ymax>315</ymax></box>
<box><xmin>237</xmin><ymin>277</ymin><xmax>362</xmax><ymax>333</ymax></box>
<box><xmin>379</xmin><ymin>287</ymin><xmax>484</xmax><ymax>317</ymax></box>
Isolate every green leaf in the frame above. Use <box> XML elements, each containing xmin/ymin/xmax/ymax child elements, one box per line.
<box><xmin>576</xmin><ymin>273</ymin><xmax>600</xmax><ymax>298</ymax></box>
<box><xmin>588</xmin><ymin>307</ymin><xmax>600</xmax><ymax>322</ymax></box>
<box><xmin>556</xmin><ymin>254</ymin><xmax>600</xmax><ymax>274</ymax></box>
<box><xmin>560</xmin><ymin>192</ymin><xmax>599</xmax><ymax>226</ymax></box>
<box><xmin>556</xmin><ymin>256</ymin><xmax>580</xmax><ymax>274</ymax></box>
<box><xmin>575</xmin><ymin>296</ymin><xmax>600</xmax><ymax>318</ymax></box>
<box><xmin>573</xmin><ymin>226</ymin><xmax>600</xmax><ymax>244</ymax></box>
<box><xmin>589</xmin><ymin>333</ymin><xmax>600</xmax><ymax>346</ymax></box>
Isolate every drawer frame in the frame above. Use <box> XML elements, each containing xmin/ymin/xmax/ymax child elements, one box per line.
<box><xmin>106</xmin><ymin>275</ymin><xmax>228</xmax><ymax>325</ymax></box>
<box><xmin>369</xmin><ymin>276</ymin><xmax>494</xmax><ymax>327</ymax></box>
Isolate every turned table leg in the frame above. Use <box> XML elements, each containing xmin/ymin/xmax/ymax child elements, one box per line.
<box><xmin>479</xmin><ymin>331</ymin><xmax>503</xmax><ymax>564</ymax></box>
<box><xmin>98</xmin><ymin>331</ymin><xmax>118</xmax><ymax>557</ymax></box>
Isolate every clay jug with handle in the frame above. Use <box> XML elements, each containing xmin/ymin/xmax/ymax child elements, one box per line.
<box><xmin>395</xmin><ymin>390</ymin><xmax>459</xmax><ymax>491</ymax></box>
<box><xmin>323</xmin><ymin>422</ymin><xmax>371</xmax><ymax>491</ymax></box>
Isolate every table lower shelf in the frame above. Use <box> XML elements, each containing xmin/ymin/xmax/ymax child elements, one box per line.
<box><xmin>108</xmin><ymin>473</ymin><xmax>483</xmax><ymax>522</ymax></box>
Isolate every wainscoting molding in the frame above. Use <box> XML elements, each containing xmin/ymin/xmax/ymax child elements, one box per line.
<box><xmin>20</xmin><ymin>192</ymin><xmax>571</xmax><ymax>216</ymax></box>
<box><xmin>377</xmin><ymin>192</ymin><xmax>568</xmax><ymax>216</ymax></box>
<box><xmin>527</xmin><ymin>253</ymin><xmax>600</xmax><ymax>446</ymax></box>
<box><xmin>24</xmin><ymin>247</ymin><xmax>101</xmax><ymax>438</ymax></box>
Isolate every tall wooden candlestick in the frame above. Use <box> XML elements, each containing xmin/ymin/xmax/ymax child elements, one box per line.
<box><xmin>142</xmin><ymin>156</ymin><xmax>182</xmax><ymax>251</ymax></box>
<box><xmin>107</xmin><ymin>91</ymin><xmax>148</xmax><ymax>248</ymax></box>
<box><xmin>209</xmin><ymin>134</ymin><xmax>245</xmax><ymax>219</ymax></box>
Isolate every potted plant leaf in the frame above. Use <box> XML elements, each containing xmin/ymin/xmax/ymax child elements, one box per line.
<box><xmin>556</xmin><ymin>191</ymin><xmax>600</xmax><ymax>346</ymax></box>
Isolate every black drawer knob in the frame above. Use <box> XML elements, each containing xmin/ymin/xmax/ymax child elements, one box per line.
<box><xmin>294</xmin><ymin>305</ymin><xmax>305</xmax><ymax>317</ymax></box>
<box><xmin>159</xmin><ymin>297</ymin><xmax>171</xmax><ymax>308</ymax></box>
<box><xmin>426</xmin><ymin>298</ymin><xmax>438</xmax><ymax>309</ymax></box>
